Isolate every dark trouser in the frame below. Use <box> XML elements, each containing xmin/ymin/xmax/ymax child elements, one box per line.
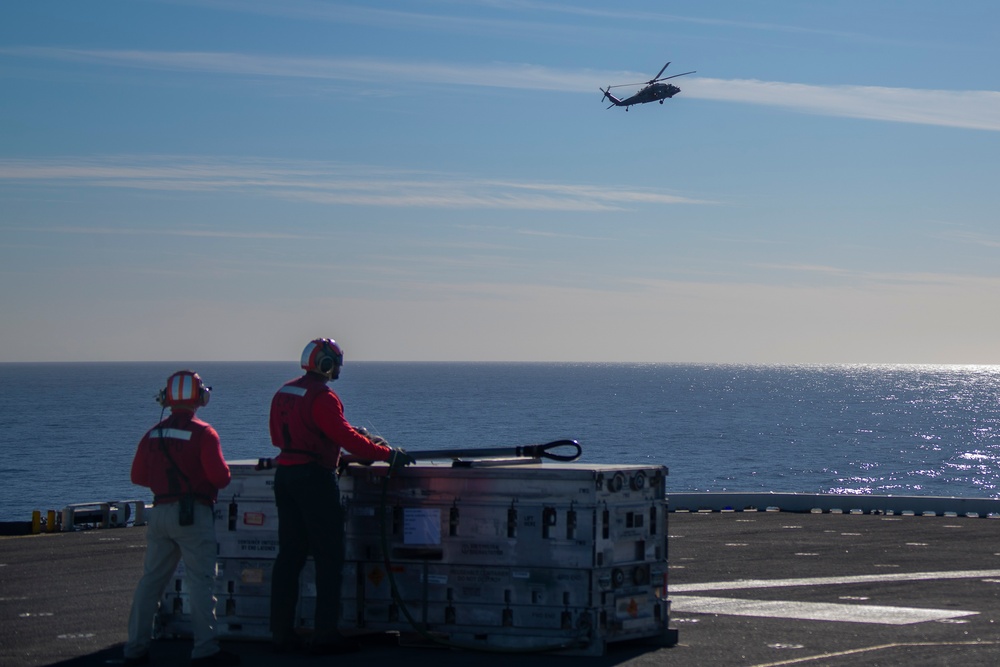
<box><xmin>270</xmin><ymin>463</ymin><xmax>346</xmax><ymax>643</ymax></box>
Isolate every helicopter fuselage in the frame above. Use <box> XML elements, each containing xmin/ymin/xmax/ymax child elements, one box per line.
<box><xmin>602</xmin><ymin>82</ymin><xmax>682</xmax><ymax>109</ymax></box>
<box><xmin>622</xmin><ymin>83</ymin><xmax>681</xmax><ymax>105</ymax></box>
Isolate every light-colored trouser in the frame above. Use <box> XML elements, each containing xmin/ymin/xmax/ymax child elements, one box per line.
<box><xmin>125</xmin><ymin>502</ymin><xmax>220</xmax><ymax>659</ymax></box>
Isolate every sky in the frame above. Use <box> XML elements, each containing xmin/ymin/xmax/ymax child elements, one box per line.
<box><xmin>1</xmin><ymin>1</ymin><xmax>999</xmax><ymax>364</ymax></box>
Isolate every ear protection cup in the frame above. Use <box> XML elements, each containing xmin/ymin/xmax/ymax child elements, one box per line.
<box><xmin>301</xmin><ymin>339</ymin><xmax>344</xmax><ymax>378</ymax></box>
<box><xmin>318</xmin><ymin>355</ymin><xmax>336</xmax><ymax>375</ymax></box>
<box><xmin>198</xmin><ymin>383</ymin><xmax>211</xmax><ymax>407</ymax></box>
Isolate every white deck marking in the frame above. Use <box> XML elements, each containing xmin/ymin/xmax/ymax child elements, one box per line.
<box><xmin>670</xmin><ymin>595</ymin><xmax>978</xmax><ymax>625</ymax></box>
<box><xmin>671</xmin><ymin>569</ymin><xmax>1000</xmax><ymax>593</ymax></box>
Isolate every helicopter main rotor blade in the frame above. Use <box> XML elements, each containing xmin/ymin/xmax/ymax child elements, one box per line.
<box><xmin>658</xmin><ymin>70</ymin><xmax>696</xmax><ymax>81</ymax></box>
<box><xmin>606</xmin><ymin>65</ymin><xmax>693</xmax><ymax>90</ymax></box>
<box><xmin>651</xmin><ymin>62</ymin><xmax>670</xmax><ymax>82</ymax></box>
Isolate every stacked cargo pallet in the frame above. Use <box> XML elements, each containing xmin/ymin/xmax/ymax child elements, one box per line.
<box><xmin>340</xmin><ymin>461</ymin><xmax>676</xmax><ymax>655</ymax></box>
<box><xmin>156</xmin><ymin>460</ymin><xmax>677</xmax><ymax>655</ymax></box>
<box><xmin>156</xmin><ymin>460</ymin><xmax>312</xmax><ymax>640</ymax></box>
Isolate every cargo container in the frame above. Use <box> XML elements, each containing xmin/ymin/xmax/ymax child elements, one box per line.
<box><xmin>156</xmin><ymin>459</ymin><xmax>677</xmax><ymax>655</ymax></box>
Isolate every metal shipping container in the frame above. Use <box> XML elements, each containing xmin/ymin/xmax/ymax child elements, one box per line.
<box><xmin>340</xmin><ymin>462</ymin><xmax>674</xmax><ymax>655</ymax></box>
<box><xmin>156</xmin><ymin>459</ymin><xmax>678</xmax><ymax>655</ymax></box>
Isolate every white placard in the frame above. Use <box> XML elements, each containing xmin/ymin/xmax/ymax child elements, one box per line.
<box><xmin>403</xmin><ymin>508</ymin><xmax>441</xmax><ymax>545</ymax></box>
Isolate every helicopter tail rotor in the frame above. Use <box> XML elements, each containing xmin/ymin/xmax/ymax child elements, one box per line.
<box><xmin>601</xmin><ymin>87</ymin><xmax>622</xmax><ymax>108</ymax></box>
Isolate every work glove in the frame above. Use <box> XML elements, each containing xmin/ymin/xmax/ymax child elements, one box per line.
<box><xmin>355</xmin><ymin>426</ymin><xmax>388</xmax><ymax>447</ymax></box>
<box><xmin>389</xmin><ymin>448</ymin><xmax>417</xmax><ymax>469</ymax></box>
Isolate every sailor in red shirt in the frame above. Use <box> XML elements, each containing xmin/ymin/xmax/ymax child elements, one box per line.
<box><xmin>269</xmin><ymin>339</ymin><xmax>414</xmax><ymax>655</ymax></box>
<box><xmin>124</xmin><ymin>371</ymin><xmax>239</xmax><ymax>667</ymax></box>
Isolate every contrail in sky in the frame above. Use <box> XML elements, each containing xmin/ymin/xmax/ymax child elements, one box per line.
<box><xmin>0</xmin><ymin>156</ymin><xmax>707</xmax><ymax>211</ymax></box>
<box><xmin>5</xmin><ymin>47</ymin><xmax>1000</xmax><ymax>131</ymax></box>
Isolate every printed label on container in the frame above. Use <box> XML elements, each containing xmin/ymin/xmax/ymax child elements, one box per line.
<box><xmin>243</xmin><ymin>512</ymin><xmax>266</xmax><ymax>527</ymax></box>
<box><xmin>403</xmin><ymin>508</ymin><xmax>441</xmax><ymax>545</ymax></box>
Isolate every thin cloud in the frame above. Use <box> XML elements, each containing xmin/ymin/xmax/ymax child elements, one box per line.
<box><xmin>514</xmin><ymin>229</ymin><xmax>611</xmax><ymax>242</ymax></box>
<box><xmin>481</xmin><ymin>180</ymin><xmax>708</xmax><ymax>205</ymax></box>
<box><xmin>1</xmin><ymin>47</ymin><xmax>590</xmax><ymax>91</ymax></box>
<box><xmin>5</xmin><ymin>225</ymin><xmax>315</xmax><ymax>240</ymax></box>
<box><xmin>682</xmin><ymin>78</ymin><xmax>1000</xmax><ymax>132</ymax></box>
<box><xmin>484</xmin><ymin>1</ymin><xmax>884</xmax><ymax>42</ymax></box>
<box><xmin>4</xmin><ymin>47</ymin><xmax>998</xmax><ymax>131</ymax></box>
<box><xmin>0</xmin><ymin>156</ymin><xmax>703</xmax><ymax>212</ymax></box>
<box><xmin>755</xmin><ymin>262</ymin><xmax>1000</xmax><ymax>287</ymax></box>
<box><xmin>933</xmin><ymin>229</ymin><xmax>1000</xmax><ymax>249</ymax></box>
<box><xmin>163</xmin><ymin>0</ymin><xmax>568</xmax><ymax>40</ymax></box>
<box><xmin>164</xmin><ymin>0</ymin><xmax>898</xmax><ymax>46</ymax></box>
<box><xmin>451</xmin><ymin>222</ymin><xmax>612</xmax><ymax>243</ymax></box>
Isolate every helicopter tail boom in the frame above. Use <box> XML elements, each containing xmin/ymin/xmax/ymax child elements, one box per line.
<box><xmin>601</xmin><ymin>87</ymin><xmax>624</xmax><ymax>108</ymax></box>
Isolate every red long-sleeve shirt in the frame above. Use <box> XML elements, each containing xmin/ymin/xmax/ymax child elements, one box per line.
<box><xmin>131</xmin><ymin>409</ymin><xmax>231</xmax><ymax>505</ymax></box>
<box><xmin>269</xmin><ymin>373</ymin><xmax>391</xmax><ymax>469</ymax></box>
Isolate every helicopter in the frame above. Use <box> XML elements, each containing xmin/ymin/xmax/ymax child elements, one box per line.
<box><xmin>601</xmin><ymin>62</ymin><xmax>695</xmax><ymax>111</ymax></box>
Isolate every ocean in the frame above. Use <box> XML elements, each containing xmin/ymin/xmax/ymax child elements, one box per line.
<box><xmin>1</xmin><ymin>362</ymin><xmax>999</xmax><ymax>522</ymax></box>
